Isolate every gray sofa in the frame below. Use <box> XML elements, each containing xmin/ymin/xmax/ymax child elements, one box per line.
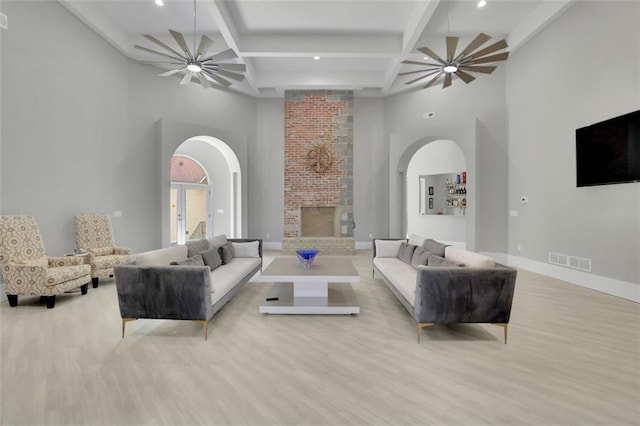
<box><xmin>114</xmin><ymin>236</ymin><xmax>262</xmax><ymax>340</ymax></box>
<box><xmin>373</xmin><ymin>236</ymin><xmax>517</xmax><ymax>343</ymax></box>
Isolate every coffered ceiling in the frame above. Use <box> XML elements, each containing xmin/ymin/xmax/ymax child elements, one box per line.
<box><xmin>58</xmin><ymin>0</ymin><xmax>574</xmax><ymax>97</ymax></box>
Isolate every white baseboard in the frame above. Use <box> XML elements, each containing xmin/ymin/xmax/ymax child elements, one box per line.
<box><xmin>481</xmin><ymin>251</ymin><xmax>640</xmax><ymax>303</ymax></box>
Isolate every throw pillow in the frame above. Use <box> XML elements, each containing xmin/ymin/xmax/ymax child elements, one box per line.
<box><xmin>427</xmin><ymin>254</ymin><xmax>464</xmax><ymax>267</ymax></box>
<box><xmin>231</xmin><ymin>241</ymin><xmax>260</xmax><ymax>258</ymax></box>
<box><xmin>423</xmin><ymin>239</ymin><xmax>448</xmax><ymax>257</ymax></box>
<box><xmin>170</xmin><ymin>254</ymin><xmax>205</xmax><ymax>266</ymax></box>
<box><xmin>218</xmin><ymin>242</ymin><xmax>235</xmax><ymax>264</ymax></box>
<box><xmin>407</xmin><ymin>234</ymin><xmax>425</xmax><ymax>247</ymax></box>
<box><xmin>185</xmin><ymin>238</ymin><xmax>209</xmax><ymax>258</ymax></box>
<box><xmin>208</xmin><ymin>234</ymin><xmax>227</xmax><ymax>250</ymax></box>
<box><xmin>411</xmin><ymin>246</ymin><xmax>430</xmax><ymax>268</ymax></box>
<box><xmin>198</xmin><ymin>247</ymin><xmax>222</xmax><ymax>271</ymax></box>
<box><xmin>374</xmin><ymin>239</ymin><xmax>405</xmax><ymax>258</ymax></box>
<box><xmin>398</xmin><ymin>242</ymin><xmax>417</xmax><ymax>265</ymax></box>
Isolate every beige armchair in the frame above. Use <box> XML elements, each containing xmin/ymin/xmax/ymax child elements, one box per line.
<box><xmin>74</xmin><ymin>214</ymin><xmax>135</xmax><ymax>288</ymax></box>
<box><xmin>0</xmin><ymin>215</ymin><xmax>91</xmax><ymax>309</ymax></box>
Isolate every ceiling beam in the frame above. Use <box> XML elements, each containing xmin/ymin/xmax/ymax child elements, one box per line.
<box><xmin>240</xmin><ymin>34</ymin><xmax>401</xmax><ymax>57</ymax></box>
<box><xmin>381</xmin><ymin>0</ymin><xmax>440</xmax><ymax>94</ymax></box>
<box><xmin>57</xmin><ymin>0</ymin><xmax>131</xmax><ymax>57</ymax></box>
<box><xmin>203</xmin><ymin>0</ymin><xmax>260</xmax><ymax>96</ymax></box>
<box><xmin>507</xmin><ymin>0</ymin><xmax>575</xmax><ymax>53</ymax></box>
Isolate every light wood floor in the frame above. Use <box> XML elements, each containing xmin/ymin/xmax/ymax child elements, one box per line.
<box><xmin>1</xmin><ymin>250</ymin><xmax>639</xmax><ymax>425</ymax></box>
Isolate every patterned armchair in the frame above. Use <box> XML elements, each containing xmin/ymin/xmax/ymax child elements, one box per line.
<box><xmin>74</xmin><ymin>214</ymin><xmax>135</xmax><ymax>288</ymax></box>
<box><xmin>0</xmin><ymin>215</ymin><xmax>91</xmax><ymax>309</ymax></box>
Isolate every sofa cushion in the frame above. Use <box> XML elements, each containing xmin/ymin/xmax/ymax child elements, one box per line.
<box><xmin>408</xmin><ymin>234</ymin><xmax>425</xmax><ymax>247</ymax></box>
<box><xmin>411</xmin><ymin>246</ymin><xmax>430</xmax><ymax>268</ymax></box>
<box><xmin>444</xmin><ymin>246</ymin><xmax>496</xmax><ymax>268</ymax></box>
<box><xmin>208</xmin><ymin>234</ymin><xmax>227</xmax><ymax>250</ymax></box>
<box><xmin>135</xmin><ymin>245</ymin><xmax>188</xmax><ymax>266</ymax></box>
<box><xmin>375</xmin><ymin>239</ymin><xmax>405</xmax><ymax>258</ymax></box>
<box><xmin>373</xmin><ymin>257</ymin><xmax>417</xmax><ymax>307</ymax></box>
<box><xmin>423</xmin><ymin>239</ymin><xmax>447</xmax><ymax>257</ymax></box>
<box><xmin>210</xmin><ymin>258</ymin><xmax>261</xmax><ymax>305</ymax></box>
<box><xmin>186</xmin><ymin>239</ymin><xmax>209</xmax><ymax>258</ymax></box>
<box><xmin>428</xmin><ymin>254</ymin><xmax>464</xmax><ymax>267</ymax></box>
<box><xmin>232</xmin><ymin>241</ymin><xmax>260</xmax><ymax>258</ymax></box>
<box><xmin>218</xmin><ymin>242</ymin><xmax>235</xmax><ymax>264</ymax></box>
<box><xmin>398</xmin><ymin>242</ymin><xmax>417</xmax><ymax>265</ymax></box>
<box><xmin>199</xmin><ymin>247</ymin><xmax>222</xmax><ymax>271</ymax></box>
<box><xmin>170</xmin><ymin>254</ymin><xmax>205</xmax><ymax>267</ymax></box>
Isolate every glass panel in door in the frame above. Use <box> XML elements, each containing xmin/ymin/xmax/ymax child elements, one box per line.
<box><xmin>185</xmin><ymin>188</ymin><xmax>207</xmax><ymax>241</ymax></box>
<box><xmin>170</xmin><ymin>187</ymin><xmax>179</xmax><ymax>244</ymax></box>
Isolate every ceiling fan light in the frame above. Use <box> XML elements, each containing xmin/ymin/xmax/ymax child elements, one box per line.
<box><xmin>155</xmin><ymin>0</ymin><xmax>164</xmax><ymax>6</ymax></box>
<box><xmin>477</xmin><ymin>0</ymin><xmax>487</xmax><ymax>7</ymax></box>
<box><xmin>187</xmin><ymin>63</ymin><xmax>202</xmax><ymax>73</ymax></box>
<box><xmin>443</xmin><ymin>64</ymin><xmax>458</xmax><ymax>73</ymax></box>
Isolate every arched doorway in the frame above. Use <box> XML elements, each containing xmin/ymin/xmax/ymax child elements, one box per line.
<box><xmin>406</xmin><ymin>139</ymin><xmax>468</xmax><ymax>247</ymax></box>
<box><xmin>170</xmin><ymin>136</ymin><xmax>242</xmax><ymax>243</ymax></box>
<box><xmin>170</xmin><ymin>155</ymin><xmax>210</xmax><ymax>244</ymax></box>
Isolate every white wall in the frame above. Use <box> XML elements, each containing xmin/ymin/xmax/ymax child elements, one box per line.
<box><xmin>406</xmin><ymin>140</ymin><xmax>466</xmax><ymax>243</ymax></box>
<box><xmin>506</xmin><ymin>0</ymin><xmax>640</xmax><ymax>286</ymax></box>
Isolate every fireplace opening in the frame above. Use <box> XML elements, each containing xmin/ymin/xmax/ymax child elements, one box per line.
<box><xmin>301</xmin><ymin>207</ymin><xmax>335</xmax><ymax>237</ymax></box>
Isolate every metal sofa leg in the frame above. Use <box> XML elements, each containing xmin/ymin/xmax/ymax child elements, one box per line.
<box><xmin>121</xmin><ymin>318</ymin><xmax>137</xmax><ymax>338</ymax></box>
<box><xmin>193</xmin><ymin>320</ymin><xmax>209</xmax><ymax>341</ymax></box>
<box><xmin>416</xmin><ymin>322</ymin><xmax>434</xmax><ymax>343</ymax></box>
<box><xmin>492</xmin><ymin>323</ymin><xmax>508</xmax><ymax>344</ymax></box>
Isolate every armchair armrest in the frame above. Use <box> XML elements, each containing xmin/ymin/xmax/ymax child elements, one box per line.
<box><xmin>113</xmin><ymin>247</ymin><xmax>132</xmax><ymax>255</ymax></box>
<box><xmin>1</xmin><ymin>262</ymin><xmax>47</xmax><ymax>291</ymax></box>
<box><xmin>48</xmin><ymin>256</ymin><xmax>85</xmax><ymax>267</ymax></box>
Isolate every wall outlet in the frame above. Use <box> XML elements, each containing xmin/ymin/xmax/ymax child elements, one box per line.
<box><xmin>266</xmin><ymin>233</ymin><xmax>270</xmax><ymax>239</ymax></box>
<box><xmin>422</xmin><ymin>111</ymin><xmax>435</xmax><ymax>119</ymax></box>
<box><xmin>368</xmin><ymin>233</ymin><xmax>373</xmax><ymax>238</ymax></box>
<box><xmin>510</xmin><ymin>210</ymin><xmax>518</xmax><ymax>217</ymax></box>
<box><xmin>113</xmin><ymin>211</ymin><xmax>123</xmax><ymax>218</ymax></box>
<box><xmin>517</xmin><ymin>244</ymin><xmax>522</xmax><ymax>252</ymax></box>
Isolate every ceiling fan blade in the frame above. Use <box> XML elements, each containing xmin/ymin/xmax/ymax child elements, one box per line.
<box><xmin>402</xmin><ymin>60</ymin><xmax>443</xmax><ymax>67</ymax></box>
<box><xmin>462</xmin><ymin>52</ymin><xmax>509</xmax><ymax>65</ymax></box>
<box><xmin>443</xmin><ymin>73</ymin><xmax>453</xmax><ymax>88</ymax></box>
<box><xmin>134</xmin><ymin>45</ymin><xmax>184</xmax><ymax>62</ymax></box>
<box><xmin>202</xmin><ymin>48</ymin><xmax>238</xmax><ymax>63</ymax></box>
<box><xmin>463</xmin><ymin>39</ymin><xmax>508</xmax><ymax>61</ymax></box>
<box><xmin>169</xmin><ymin>29</ymin><xmax>193</xmax><ymax>58</ymax></box>
<box><xmin>417</xmin><ymin>46</ymin><xmax>446</xmax><ymax>64</ymax></box>
<box><xmin>203</xmin><ymin>70</ymin><xmax>232</xmax><ymax>87</ymax></box>
<box><xmin>198</xmin><ymin>72</ymin><xmax>212</xmax><ymax>89</ymax></box>
<box><xmin>216</xmin><ymin>63</ymin><xmax>247</xmax><ymax>72</ymax></box>
<box><xmin>454</xmin><ymin>33</ymin><xmax>491</xmax><ymax>62</ymax></box>
<box><xmin>446</xmin><ymin>36</ymin><xmax>459</xmax><ymax>62</ymax></box>
<box><xmin>454</xmin><ymin>69</ymin><xmax>476</xmax><ymax>84</ymax></box>
<box><xmin>398</xmin><ymin>68</ymin><xmax>439</xmax><ymax>77</ymax></box>
<box><xmin>423</xmin><ymin>71</ymin><xmax>443</xmax><ymax>89</ymax></box>
<box><xmin>158</xmin><ymin>67</ymin><xmax>187</xmax><ymax>77</ymax></box>
<box><xmin>405</xmin><ymin>69</ymin><xmax>441</xmax><ymax>85</ymax></box>
<box><xmin>458</xmin><ymin>65</ymin><xmax>497</xmax><ymax>74</ymax></box>
<box><xmin>196</xmin><ymin>35</ymin><xmax>214</xmax><ymax>60</ymax></box>
<box><xmin>143</xmin><ymin>34</ymin><xmax>187</xmax><ymax>60</ymax></box>
<box><xmin>212</xmin><ymin>69</ymin><xmax>245</xmax><ymax>81</ymax></box>
<box><xmin>180</xmin><ymin>71</ymin><xmax>193</xmax><ymax>85</ymax></box>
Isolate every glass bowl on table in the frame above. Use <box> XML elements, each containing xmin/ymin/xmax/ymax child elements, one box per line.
<box><xmin>296</xmin><ymin>249</ymin><xmax>319</xmax><ymax>268</ymax></box>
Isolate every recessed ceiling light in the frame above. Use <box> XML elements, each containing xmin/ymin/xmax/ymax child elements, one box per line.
<box><xmin>423</xmin><ymin>56</ymin><xmax>429</xmax><ymax>60</ymax></box>
<box><xmin>477</xmin><ymin>0</ymin><xmax>487</xmax><ymax>8</ymax></box>
<box><xmin>155</xmin><ymin>0</ymin><xmax>164</xmax><ymax>6</ymax></box>
<box><xmin>313</xmin><ymin>55</ymin><xmax>320</xmax><ymax>60</ymax></box>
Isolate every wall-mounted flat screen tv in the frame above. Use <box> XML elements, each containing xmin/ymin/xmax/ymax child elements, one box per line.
<box><xmin>576</xmin><ymin>110</ymin><xmax>640</xmax><ymax>187</ymax></box>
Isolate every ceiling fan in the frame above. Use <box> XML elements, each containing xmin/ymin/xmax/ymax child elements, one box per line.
<box><xmin>400</xmin><ymin>33</ymin><xmax>509</xmax><ymax>89</ymax></box>
<box><xmin>134</xmin><ymin>0</ymin><xmax>245</xmax><ymax>89</ymax></box>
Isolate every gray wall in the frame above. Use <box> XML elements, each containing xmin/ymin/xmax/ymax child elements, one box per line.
<box><xmin>505</xmin><ymin>0</ymin><xmax>640</xmax><ymax>285</ymax></box>
<box><xmin>1</xmin><ymin>1</ymin><xmax>257</xmax><ymax>256</ymax></box>
<box><xmin>383</xmin><ymin>70</ymin><xmax>509</xmax><ymax>251</ymax></box>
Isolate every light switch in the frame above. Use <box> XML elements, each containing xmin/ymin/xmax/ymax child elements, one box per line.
<box><xmin>114</xmin><ymin>211</ymin><xmax>123</xmax><ymax>218</ymax></box>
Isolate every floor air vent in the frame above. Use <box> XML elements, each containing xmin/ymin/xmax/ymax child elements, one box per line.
<box><xmin>548</xmin><ymin>252</ymin><xmax>591</xmax><ymax>272</ymax></box>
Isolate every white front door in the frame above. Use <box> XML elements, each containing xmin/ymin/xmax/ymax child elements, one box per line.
<box><xmin>170</xmin><ymin>183</ymin><xmax>210</xmax><ymax>245</ymax></box>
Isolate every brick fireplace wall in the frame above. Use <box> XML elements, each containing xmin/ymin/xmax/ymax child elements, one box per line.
<box><xmin>283</xmin><ymin>90</ymin><xmax>354</xmax><ymax>254</ymax></box>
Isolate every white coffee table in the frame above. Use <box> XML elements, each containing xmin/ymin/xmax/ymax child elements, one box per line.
<box><xmin>258</xmin><ymin>256</ymin><xmax>360</xmax><ymax>315</ymax></box>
